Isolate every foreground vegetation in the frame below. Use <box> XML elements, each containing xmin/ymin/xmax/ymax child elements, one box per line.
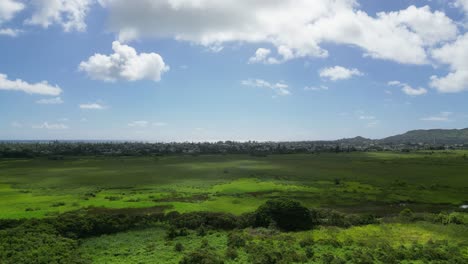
<box><xmin>0</xmin><ymin>151</ymin><xmax>467</xmax><ymax>263</ymax></box>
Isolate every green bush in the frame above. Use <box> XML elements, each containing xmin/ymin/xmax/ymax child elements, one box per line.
<box><xmin>253</xmin><ymin>198</ymin><xmax>315</xmax><ymax>231</ymax></box>
<box><xmin>0</xmin><ymin>223</ymin><xmax>85</xmax><ymax>264</ymax></box>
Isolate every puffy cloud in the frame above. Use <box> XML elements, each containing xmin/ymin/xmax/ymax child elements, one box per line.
<box><xmin>248</xmin><ymin>48</ymin><xmax>278</xmax><ymax>64</ymax></box>
<box><xmin>388</xmin><ymin>81</ymin><xmax>427</xmax><ymax>96</ymax></box>
<box><xmin>79</xmin><ymin>103</ymin><xmax>105</xmax><ymax>109</ymax></box>
<box><xmin>36</xmin><ymin>97</ymin><xmax>64</xmax><ymax>104</ymax></box>
<box><xmin>454</xmin><ymin>0</ymin><xmax>468</xmax><ymax>14</ymax></box>
<box><xmin>33</xmin><ymin>122</ymin><xmax>68</xmax><ymax>129</ymax></box>
<box><xmin>242</xmin><ymin>79</ymin><xmax>290</xmax><ymax>96</ymax></box>
<box><xmin>0</xmin><ymin>0</ymin><xmax>24</xmax><ymax>24</ymax></box>
<box><xmin>97</xmin><ymin>1</ymin><xmax>456</xmax><ymax>65</ymax></box>
<box><xmin>430</xmin><ymin>33</ymin><xmax>468</xmax><ymax>93</ymax></box>
<box><xmin>79</xmin><ymin>41</ymin><xmax>169</xmax><ymax>82</ymax></box>
<box><xmin>25</xmin><ymin>0</ymin><xmax>93</xmax><ymax>32</ymax></box>
<box><xmin>0</xmin><ymin>73</ymin><xmax>62</xmax><ymax>96</ymax></box>
<box><xmin>128</xmin><ymin>120</ymin><xmax>149</xmax><ymax>128</ymax></box>
<box><xmin>319</xmin><ymin>66</ymin><xmax>363</xmax><ymax>81</ymax></box>
<box><xmin>0</xmin><ymin>0</ymin><xmax>24</xmax><ymax>37</ymax></box>
<box><xmin>420</xmin><ymin>112</ymin><xmax>453</xmax><ymax>122</ymax></box>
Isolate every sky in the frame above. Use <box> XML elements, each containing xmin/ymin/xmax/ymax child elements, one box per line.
<box><xmin>1</xmin><ymin>0</ymin><xmax>468</xmax><ymax>142</ymax></box>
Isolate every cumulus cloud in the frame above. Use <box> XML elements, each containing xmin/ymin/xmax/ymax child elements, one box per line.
<box><xmin>420</xmin><ymin>112</ymin><xmax>453</xmax><ymax>122</ymax></box>
<box><xmin>25</xmin><ymin>0</ymin><xmax>93</xmax><ymax>32</ymax></box>
<box><xmin>388</xmin><ymin>81</ymin><xmax>427</xmax><ymax>96</ymax></box>
<box><xmin>0</xmin><ymin>0</ymin><xmax>24</xmax><ymax>24</ymax></box>
<box><xmin>33</xmin><ymin>122</ymin><xmax>68</xmax><ymax>129</ymax></box>
<box><xmin>97</xmin><ymin>1</ymin><xmax>456</xmax><ymax>65</ymax></box>
<box><xmin>79</xmin><ymin>41</ymin><xmax>169</xmax><ymax>82</ymax></box>
<box><xmin>454</xmin><ymin>0</ymin><xmax>468</xmax><ymax>14</ymax></box>
<box><xmin>248</xmin><ymin>48</ymin><xmax>279</xmax><ymax>64</ymax></box>
<box><xmin>241</xmin><ymin>79</ymin><xmax>290</xmax><ymax>96</ymax></box>
<box><xmin>319</xmin><ymin>66</ymin><xmax>363</xmax><ymax>81</ymax></box>
<box><xmin>79</xmin><ymin>103</ymin><xmax>105</xmax><ymax>110</ymax></box>
<box><xmin>430</xmin><ymin>33</ymin><xmax>468</xmax><ymax>93</ymax></box>
<box><xmin>36</xmin><ymin>97</ymin><xmax>64</xmax><ymax>104</ymax></box>
<box><xmin>0</xmin><ymin>73</ymin><xmax>62</xmax><ymax>96</ymax></box>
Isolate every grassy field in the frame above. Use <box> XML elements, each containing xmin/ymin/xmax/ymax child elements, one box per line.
<box><xmin>1</xmin><ymin>151</ymin><xmax>467</xmax><ymax>219</ymax></box>
<box><xmin>78</xmin><ymin>222</ymin><xmax>468</xmax><ymax>263</ymax></box>
<box><xmin>1</xmin><ymin>151</ymin><xmax>467</xmax><ymax>263</ymax></box>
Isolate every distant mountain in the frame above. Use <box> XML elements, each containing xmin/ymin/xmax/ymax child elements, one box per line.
<box><xmin>380</xmin><ymin>128</ymin><xmax>468</xmax><ymax>145</ymax></box>
<box><xmin>336</xmin><ymin>136</ymin><xmax>374</xmax><ymax>145</ymax></box>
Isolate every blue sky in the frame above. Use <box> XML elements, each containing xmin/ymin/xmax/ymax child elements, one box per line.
<box><xmin>1</xmin><ymin>0</ymin><xmax>468</xmax><ymax>141</ymax></box>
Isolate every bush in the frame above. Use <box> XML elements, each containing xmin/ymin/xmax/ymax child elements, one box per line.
<box><xmin>227</xmin><ymin>231</ymin><xmax>247</xmax><ymax>248</ymax></box>
<box><xmin>0</xmin><ymin>223</ymin><xmax>85</xmax><ymax>264</ymax></box>
<box><xmin>399</xmin><ymin>208</ymin><xmax>414</xmax><ymax>221</ymax></box>
<box><xmin>175</xmin><ymin>242</ymin><xmax>185</xmax><ymax>252</ymax></box>
<box><xmin>225</xmin><ymin>247</ymin><xmax>238</xmax><ymax>260</ymax></box>
<box><xmin>253</xmin><ymin>198</ymin><xmax>315</xmax><ymax>231</ymax></box>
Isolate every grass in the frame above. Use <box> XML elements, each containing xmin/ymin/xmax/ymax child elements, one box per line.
<box><xmin>0</xmin><ymin>151</ymin><xmax>467</xmax><ymax>219</ymax></box>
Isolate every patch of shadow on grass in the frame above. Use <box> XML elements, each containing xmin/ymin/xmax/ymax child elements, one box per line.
<box><xmin>86</xmin><ymin>205</ymin><xmax>173</xmax><ymax>216</ymax></box>
<box><xmin>153</xmin><ymin>194</ymin><xmax>209</xmax><ymax>203</ymax></box>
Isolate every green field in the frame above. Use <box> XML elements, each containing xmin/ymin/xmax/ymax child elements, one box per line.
<box><xmin>0</xmin><ymin>151</ymin><xmax>467</xmax><ymax>219</ymax></box>
<box><xmin>1</xmin><ymin>151</ymin><xmax>467</xmax><ymax>263</ymax></box>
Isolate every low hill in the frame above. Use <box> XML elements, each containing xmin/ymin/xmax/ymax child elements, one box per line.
<box><xmin>380</xmin><ymin>128</ymin><xmax>468</xmax><ymax>145</ymax></box>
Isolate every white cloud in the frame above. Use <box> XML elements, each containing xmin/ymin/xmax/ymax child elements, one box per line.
<box><xmin>359</xmin><ymin>115</ymin><xmax>376</xmax><ymax>120</ymax></box>
<box><xmin>430</xmin><ymin>33</ymin><xmax>468</xmax><ymax>93</ymax></box>
<box><xmin>128</xmin><ymin>120</ymin><xmax>149</xmax><ymax>128</ymax></box>
<box><xmin>420</xmin><ymin>112</ymin><xmax>453</xmax><ymax>122</ymax></box>
<box><xmin>33</xmin><ymin>122</ymin><xmax>68</xmax><ymax>129</ymax></box>
<box><xmin>0</xmin><ymin>0</ymin><xmax>24</xmax><ymax>24</ymax></box>
<box><xmin>97</xmin><ymin>1</ymin><xmax>457</xmax><ymax>65</ymax></box>
<box><xmin>79</xmin><ymin>41</ymin><xmax>169</xmax><ymax>82</ymax></box>
<box><xmin>0</xmin><ymin>28</ymin><xmax>21</xmax><ymax>36</ymax></box>
<box><xmin>304</xmin><ymin>85</ymin><xmax>329</xmax><ymax>91</ymax></box>
<box><xmin>248</xmin><ymin>48</ymin><xmax>278</xmax><ymax>64</ymax></box>
<box><xmin>0</xmin><ymin>73</ymin><xmax>62</xmax><ymax>96</ymax></box>
<box><xmin>388</xmin><ymin>81</ymin><xmax>427</xmax><ymax>96</ymax></box>
<box><xmin>79</xmin><ymin>103</ymin><xmax>105</xmax><ymax>110</ymax></box>
<box><xmin>36</xmin><ymin>97</ymin><xmax>64</xmax><ymax>104</ymax></box>
<box><xmin>25</xmin><ymin>0</ymin><xmax>93</xmax><ymax>32</ymax></box>
<box><xmin>319</xmin><ymin>66</ymin><xmax>363</xmax><ymax>81</ymax></box>
<box><xmin>454</xmin><ymin>0</ymin><xmax>468</xmax><ymax>14</ymax></box>
<box><xmin>241</xmin><ymin>79</ymin><xmax>290</xmax><ymax>96</ymax></box>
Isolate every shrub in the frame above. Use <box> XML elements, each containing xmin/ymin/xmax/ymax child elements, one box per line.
<box><xmin>399</xmin><ymin>208</ymin><xmax>414</xmax><ymax>221</ymax></box>
<box><xmin>174</xmin><ymin>242</ymin><xmax>185</xmax><ymax>252</ymax></box>
<box><xmin>0</xmin><ymin>223</ymin><xmax>85</xmax><ymax>264</ymax></box>
<box><xmin>253</xmin><ymin>198</ymin><xmax>315</xmax><ymax>231</ymax></box>
<box><xmin>227</xmin><ymin>231</ymin><xmax>247</xmax><ymax>248</ymax></box>
<box><xmin>225</xmin><ymin>247</ymin><xmax>238</xmax><ymax>260</ymax></box>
